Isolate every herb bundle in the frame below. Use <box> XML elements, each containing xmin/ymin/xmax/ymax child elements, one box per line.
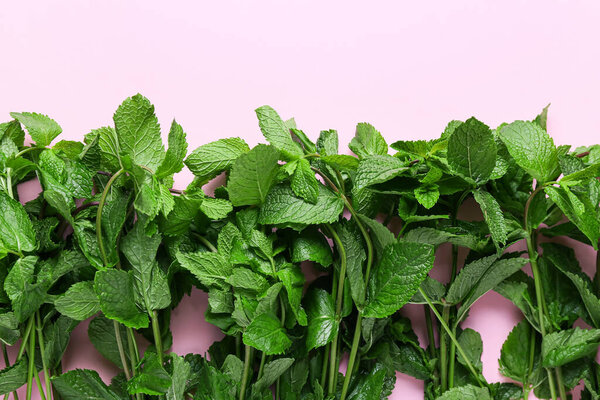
<box><xmin>0</xmin><ymin>96</ymin><xmax>599</xmax><ymax>400</ymax></box>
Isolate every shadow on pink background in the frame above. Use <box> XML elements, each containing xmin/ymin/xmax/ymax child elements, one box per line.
<box><xmin>2</xmin><ymin>1</ymin><xmax>600</xmax><ymax>398</ymax></box>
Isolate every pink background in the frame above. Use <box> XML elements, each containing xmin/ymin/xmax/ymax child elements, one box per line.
<box><xmin>2</xmin><ymin>1</ymin><xmax>600</xmax><ymax>398</ymax></box>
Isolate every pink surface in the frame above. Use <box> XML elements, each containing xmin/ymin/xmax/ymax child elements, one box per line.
<box><xmin>2</xmin><ymin>1</ymin><xmax>600</xmax><ymax>398</ymax></box>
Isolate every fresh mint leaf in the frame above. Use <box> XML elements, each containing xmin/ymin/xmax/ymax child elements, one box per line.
<box><xmin>10</xmin><ymin>111</ymin><xmax>62</xmax><ymax>147</ymax></box>
<box><xmin>363</xmin><ymin>242</ymin><xmax>434</xmax><ymax>318</ymax></box>
<box><xmin>199</xmin><ymin>197</ymin><xmax>233</xmax><ymax>219</ymax></box>
<box><xmin>291</xmin><ymin>228</ymin><xmax>333</xmax><ymax>268</ymax></box>
<box><xmin>176</xmin><ymin>251</ymin><xmax>232</xmax><ymax>289</ymax></box>
<box><xmin>436</xmin><ymin>385</ymin><xmax>492</xmax><ymax>400</ymax></box>
<box><xmin>94</xmin><ymin>269</ymin><xmax>149</xmax><ymax>329</ymax></box>
<box><xmin>542</xmin><ymin>327</ymin><xmax>600</xmax><ymax>367</ymax></box>
<box><xmin>52</xmin><ymin>369</ymin><xmax>123</xmax><ymax>400</ymax></box>
<box><xmin>277</xmin><ymin>266</ymin><xmax>307</xmax><ymax>326</ymax></box>
<box><xmin>228</xmin><ymin>144</ymin><xmax>280</xmax><ymax>206</ymax></box>
<box><xmin>414</xmin><ymin>184</ymin><xmax>440</xmax><ymax>209</ymax></box>
<box><xmin>156</xmin><ymin>119</ymin><xmax>188</xmax><ymax>178</ymax></box>
<box><xmin>55</xmin><ymin>281</ymin><xmax>100</xmax><ymax>320</ymax></box>
<box><xmin>447</xmin><ymin>117</ymin><xmax>496</xmax><ymax>184</ymax></box>
<box><xmin>87</xmin><ymin>315</ymin><xmax>131</xmax><ymax>367</ymax></box>
<box><xmin>354</xmin><ymin>155</ymin><xmax>407</xmax><ymax>190</ymax></box>
<box><xmin>305</xmin><ymin>288</ymin><xmax>337</xmax><ymax>350</ymax></box>
<box><xmin>291</xmin><ymin>158</ymin><xmax>319</xmax><ymax>204</ymax></box>
<box><xmin>253</xmin><ymin>358</ymin><xmax>294</xmax><ymax>392</ymax></box>
<box><xmin>473</xmin><ymin>188</ymin><xmax>508</xmax><ymax>252</ymax></box>
<box><xmin>243</xmin><ymin>312</ymin><xmax>291</xmax><ymax>355</ymax></box>
<box><xmin>113</xmin><ymin>94</ymin><xmax>165</xmax><ymax>170</ymax></box>
<box><xmin>349</xmin><ymin>123</ymin><xmax>387</xmax><ymax>158</ymax></box>
<box><xmin>185</xmin><ymin>137</ymin><xmax>249</xmax><ymax>183</ymax></box>
<box><xmin>0</xmin><ymin>191</ymin><xmax>36</xmax><ymax>254</ymax></box>
<box><xmin>499</xmin><ymin>120</ymin><xmax>558</xmax><ymax>183</ymax></box>
<box><xmin>255</xmin><ymin>105</ymin><xmax>303</xmax><ymax>160</ymax></box>
<box><xmin>456</xmin><ymin>328</ymin><xmax>483</xmax><ymax>371</ymax></box>
<box><xmin>0</xmin><ymin>359</ymin><xmax>27</xmax><ymax>395</ymax></box>
<box><xmin>499</xmin><ymin>320</ymin><xmax>534</xmax><ymax>383</ymax></box>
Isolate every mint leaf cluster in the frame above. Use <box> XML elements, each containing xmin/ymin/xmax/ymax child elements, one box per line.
<box><xmin>1</xmin><ymin>97</ymin><xmax>599</xmax><ymax>400</ymax></box>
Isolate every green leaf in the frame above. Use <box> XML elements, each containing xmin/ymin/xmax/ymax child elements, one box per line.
<box><xmin>199</xmin><ymin>197</ymin><xmax>233</xmax><ymax>219</ymax></box>
<box><xmin>349</xmin><ymin>122</ymin><xmax>387</xmax><ymax>158</ymax></box>
<box><xmin>4</xmin><ymin>256</ymin><xmax>45</xmax><ymax>322</ymax></box>
<box><xmin>85</xmin><ymin>126</ymin><xmax>121</xmax><ymax>172</ymax></box>
<box><xmin>156</xmin><ymin>119</ymin><xmax>187</xmax><ymax>178</ymax></box>
<box><xmin>414</xmin><ymin>184</ymin><xmax>440</xmax><ymax>209</ymax></box>
<box><xmin>436</xmin><ymin>384</ymin><xmax>492</xmax><ymax>400</ymax></box>
<box><xmin>55</xmin><ymin>281</ymin><xmax>100</xmax><ymax>321</ymax></box>
<box><xmin>0</xmin><ymin>312</ymin><xmax>19</xmax><ymax>346</ymax></box>
<box><xmin>316</xmin><ymin>129</ymin><xmax>338</xmax><ymax>156</ymax></box>
<box><xmin>447</xmin><ymin>117</ymin><xmax>496</xmax><ymax>184</ymax></box>
<box><xmin>354</xmin><ymin>155</ymin><xmax>408</xmax><ymax>190</ymax></box>
<box><xmin>499</xmin><ymin>320</ymin><xmax>534</xmax><ymax>383</ymax></box>
<box><xmin>255</xmin><ymin>106</ymin><xmax>303</xmax><ymax>160</ymax></box>
<box><xmin>454</xmin><ymin>257</ymin><xmax>528</xmax><ymax>322</ymax></box>
<box><xmin>259</xmin><ymin>184</ymin><xmax>344</xmax><ymax>228</ymax></box>
<box><xmin>542</xmin><ymin>327</ymin><xmax>600</xmax><ymax>367</ymax></box>
<box><xmin>0</xmin><ymin>191</ymin><xmax>37</xmax><ymax>254</ymax></box>
<box><xmin>320</xmin><ymin>154</ymin><xmax>359</xmax><ymax>171</ymax></box>
<box><xmin>113</xmin><ymin>94</ymin><xmax>165</xmax><ymax>170</ymax></box>
<box><xmin>305</xmin><ymin>288</ymin><xmax>337</xmax><ymax>350</ymax></box>
<box><xmin>446</xmin><ymin>255</ymin><xmax>497</xmax><ymax>305</ymax></box>
<box><xmin>277</xmin><ymin>266</ymin><xmax>308</xmax><ymax>326</ymax></box>
<box><xmin>243</xmin><ymin>312</ymin><xmax>291</xmax><ymax>355</ymax></box>
<box><xmin>472</xmin><ymin>189</ymin><xmax>508</xmax><ymax>251</ymax></box>
<box><xmin>253</xmin><ymin>358</ymin><xmax>294</xmax><ymax>392</ymax></box>
<box><xmin>410</xmin><ymin>276</ymin><xmax>446</xmax><ymax>304</ymax></box>
<box><xmin>363</xmin><ymin>242</ymin><xmax>435</xmax><ymax>318</ymax></box>
<box><xmin>346</xmin><ymin>364</ymin><xmax>391</xmax><ymax>400</ymax></box>
<box><xmin>561</xmin><ymin>162</ymin><xmax>600</xmax><ymax>184</ymax></box>
<box><xmin>545</xmin><ymin>185</ymin><xmax>600</xmax><ymax>249</ymax></box>
<box><xmin>167</xmin><ymin>354</ymin><xmax>191</xmax><ymax>400</ymax></box>
<box><xmin>185</xmin><ymin>137</ymin><xmax>249</xmax><ymax>183</ymax></box>
<box><xmin>291</xmin><ymin>158</ymin><xmax>319</xmax><ymax>203</ymax></box>
<box><xmin>0</xmin><ymin>359</ymin><xmax>27</xmax><ymax>395</ymax></box>
<box><xmin>456</xmin><ymin>328</ymin><xmax>483</xmax><ymax>371</ymax></box>
<box><xmin>121</xmin><ymin>223</ymin><xmax>171</xmax><ymax>312</ymax></box>
<box><xmin>0</xmin><ymin>120</ymin><xmax>25</xmax><ymax>147</ymax></box>
<box><xmin>499</xmin><ymin>120</ymin><xmax>558</xmax><ymax>183</ymax></box>
<box><xmin>52</xmin><ymin>369</ymin><xmax>123</xmax><ymax>400</ymax></box>
<box><xmin>291</xmin><ymin>228</ymin><xmax>333</xmax><ymax>267</ymax></box>
<box><xmin>88</xmin><ymin>315</ymin><xmax>131</xmax><ymax>367</ymax></box>
<box><xmin>228</xmin><ymin>144</ymin><xmax>280</xmax><ymax>206</ymax></box>
<box><xmin>94</xmin><ymin>269</ymin><xmax>149</xmax><ymax>329</ymax></box>
<box><xmin>227</xmin><ymin>268</ymin><xmax>269</xmax><ymax>294</ymax></box>
<box><xmin>338</xmin><ymin>221</ymin><xmax>367</xmax><ymax>307</ymax></box>
<box><xmin>10</xmin><ymin>112</ymin><xmax>62</xmax><ymax>147</ymax></box>
<box><xmin>176</xmin><ymin>251</ymin><xmax>232</xmax><ymax>289</ymax></box>
<box><xmin>127</xmin><ymin>353</ymin><xmax>171</xmax><ymax>395</ymax></box>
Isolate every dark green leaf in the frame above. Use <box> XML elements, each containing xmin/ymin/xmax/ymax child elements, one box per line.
<box><xmin>228</xmin><ymin>144</ymin><xmax>280</xmax><ymax>206</ymax></box>
<box><xmin>291</xmin><ymin>158</ymin><xmax>319</xmax><ymax>203</ymax></box>
<box><xmin>52</xmin><ymin>369</ymin><xmax>123</xmax><ymax>400</ymax></box>
<box><xmin>0</xmin><ymin>358</ymin><xmax>27</xmax><ymax>395</ymax></box>
<box><xmin>54</xmin><ymin>281</ymin><xmax>100</xmax><ymax>320</ymax></box>
<box><xmin>305</xmin><ymin>288</ymin><xmax>337</xmax><ymax>350</ymax></box>
<box><xmin>447</xmin><ymin>117</ymin><xmax>496</xmax><ymax>184</ymax></box>
<box><xmin>94</xmin><ymin>269</ymin><xmax>149</xmax><ymax>329</ymax></box>
<box><xmin>88</xmin><ymin>315</ymin><xmax>131</xmax><ymax>367</ymax></box>
<box><xmin>156</xmin><ymin>119</ymin><xmax>187</xmax><ymax>178</ymax></box>
<box><xmin>542</xmin><ymin>327</ymin><xmax>600</xmax><ymax>367</ymax></box>
<box><xmin>243</xmin><ymin>312</ymin><xmax>291</xmax><ymax>355</ymax></box>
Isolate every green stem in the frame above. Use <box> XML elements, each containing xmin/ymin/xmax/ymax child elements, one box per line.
<box><xmin>239</xmin><ymin>345</ymin><xmax>253</xmax><ymax>400</ymax></box>
<box><xmin>33</xmin><ymin>367</ymin><xmax>47</xmax><ymax>400</ymax></box>
<box><xmin>236</xmin><ymin>334</ymin><xmax>242</xmax><ymax>359</ymax></box>
<box><xmin>419</xmin><ymin>288</ymin><xmax>485</xmax><ymax>388</ymax></box>
<box><xmin>448</xmin><ymin>325</ymin><xmax>457</xmax><ymax>389</ymax></box>
<box><xmin>193</xmin><ymin>233</ymin><xmax>218</xmax><ymax>253</ymax></box>
<box><xmin>424</xmin><ymin>306</ymin><xmax>437</xmax><ymax>361</ymax></box>
<box><xmin>555</xmin><ymin>367</ymin><xmax>567</xmax><ymax>400</ymax></box>
<box><xmin>113</xmin><ymin>320</ymin><xmax>131</xmax><ymax>380</ymax></box>
<box><xmin>6</xmin><ymin>167</ymin><xmax>13</xmax><ymax>199</ymax></box>
<box><xmin>26</xmin><ymin>316</ymin><xmax>36</xmax><ymax>400</ymax></box>
<box><xmin>320</xmin><ymin>342</ymin><xmax>330</xmax><ymax>389</ymax></box>
<box><xmin>36</xmin><ymin>312</ymin><xmax>52</xmax><ymax>400</ymax></box>
<box><xmin>151</xmin><ymin>311</ymin><xmax>164</xmax><ymax>365</ymax></box>
<box><xmin>439</xmin><ymin>306</ymin><xmax>449</xmax><ymax>391</ymax></box>
<box><xmin>257</xmin><ymin>352</ymin><xmax>266</xmax><ymax>380</ymax></box>
<box><xmin>524</xmin><ymin>327</ymin><xmax>536</xmax><ymax>400</ymax></box>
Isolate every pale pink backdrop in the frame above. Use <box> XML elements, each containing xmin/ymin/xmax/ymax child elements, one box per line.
<box><xmin>1</xmin><ymin>1</ymin><xmax>600</xmax><ymax>399</ymax></box>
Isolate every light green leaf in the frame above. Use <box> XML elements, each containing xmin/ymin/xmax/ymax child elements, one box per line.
<box><xmin>436</xmin><ymin>385</ymin><xmax>492</xmax><ymax>400</ymax></box>
<box><xmin>185</xmin><ymin>137</ymin><xmax>249</xmax><ymax>183</ymax></box>
<box><xmin>52</xmin><ymin>369</ymin><xmax>123</xmax><ymax>400</ymax></box>
<box><xmin>291</xmin><ymin>228</ymin><xmax>333</xmax><ymax>267</ymax></box>
<box><xmin>291</xmin><ymin>158</ymin><xmax>319</xmax><ymax>204</ymax></box>
<box><xmin>10</xmin><ymin>112</ymin><xmax>62</xmax><ymax>147</ymax></box>
<box><xmin>156</xmin><ymin>119</ymin><xmax>187</xmax><ymax>178</ymax></box>
<box><xmin>354</xmin><ymin>155</ymin><xmax>408</xmax><ymax>190</ymax></box>
<box><xmin>499</xmin><ymin>120</ymin><xmax>558</xmax><ymax>183</ymax></box>
<box><xmin>473</xmin><ymin>189</ymin><xmax>508</xmax><ymax>251</ymax></box>
<box><xmin>255</xmin><ymin>105</ymin><xmax>303</xmax><ymax>160</ymax></box>
<box><xmin>127</xmin><ymin>353</ymin><xmax>171</xmax><ymax>395</ymax></box>
<box><xmin>542</xmin><ymin>327</ymin><xmax>600</xmax><ymax>367</ymax></box>
<box><xmin>113</xmin><ymin>94</ymin><xmax>165</xmax><ymax>170</ymax></box>
<box><xmin>0</xmin><ymin>359</ymin><xmax>27</xmax><ymax>395</ymax></box>
<box><xmin>277</xmin><ymin>266</ymin><xmax>307</xmax><ymax>326</ymax></box>
<box><xmin>253</xmin><ymin>358</ymin><xmax>294</xmax><ymax>392</ymax></box>
<box><xmin>228</xmin><ymin>144</ymin><xmax>280</xmax><ymax>206</ymax></box>
<box><xmin>0</xmin><ymin>191</ymin><xmax>37</xmax><ymax>254</ymax></box>
<box><xmin>259</xmin><ymin>184</ymin><xmax>344</xmax><ymax>228</ymax></box>
<box><xmin>227</xmin><ymin>268</ymin><xmax>269</xmax><ymax>294</ymax></box>
<box><xmin>55</xmin><ymin>281</ymin><xmax>100</xmax><ymax>321</ymax></box>
<box><xmin>176</xmin><ymin>251</ymin><xmax>232</xmax><ymax>289</ymax></box>
<box><xmin>87</xmin><ymin>315</ymin><xmax>131</xmax><ymax>367</ymax></box>
<box><xmin>349</xmin><ymin>122</ymin><xmax>387</xmax><ymax>158</ymax></box>
<box><xmin>320</xmin><ymin>154</ymin><xmax>359</xmax><ymax>171</ymax></box>
<box><xmin>414</xmin><ymin>184</ymin><xmax>440</xmax><ymax>209</ymax></box>
<box><xmin>305</xmin><ymin>288</ymin><xmax>337</xmax><ymax>350</ymax></box>
<box><xmin>363</xmin><ymin>242</ymin><xmax>434</xmax><ymax>318</ymax></box>
<box><xmin>167</xmin><ymin>354</ymin><xmax>191</xmax><ymax>400</ymax></box>
<box><xmin>447</xmin><ymin>117</ymin><xmax>496</xmax><ymax>184</ymax></box>
<box><xmin>4</xmin><ymin>256</ymin><xmax>45</xmax><ymax>322</ymax></box>
<box><xmin>86</xmin><ymin>126</ymin><xmax>121</xmax><ymax>172</ymax></box>
<box><xmin>243</xmin><ymin>312</ymin><xmax>291</xmax><ymax>355</ymax></box>
<box><xmin>94</xmin><ymin>269</ymin><xmax>149</xmax><ymax>329</ymax></box>
<box><xmin>200</xmin><ymin>197</ymin><xmax>233</xmax><ymax>219</ymax></box>
<box><xmin>316</xmin><ymin>129</ymin><xmax>338</xmax><ymax>156</ymax></box>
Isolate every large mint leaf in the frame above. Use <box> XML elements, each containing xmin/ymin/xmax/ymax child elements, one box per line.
<box><xmin>4</xmin><ymin>256</ymin><xmax>45</xmax><ymax>322</ymax></box>
<box><xmin>0</xmin><ymin>359</ymin><xmax>28</xmax><ymax>395</ymax></box>
<box><xmin>113</xmin><ymin>94</ymin><xmax>165</xmax><ymax>170</ymax></box>
<box><xmin>94</xmin><ymin>269</ymin><xmax>149</xmax><ymax>329</ymax></box>
<box><xmin>338</xmin><ymin>221</ymin><xmax>366</xmax><ymax>307</ymax></box>
<box><xmin>52</xmin><ymin>369</ymin><xmax>123</xmax><ymax>400</ymax></box>
<box><xmin>155</xmin><ymin>119</ymin><xmax>187</xmax><ymax>178</ymax></box>
<box><xmin>258</xmin><ymin>184</ymin><xmax>344</xmax><ymax>228</ymax></box>
<box><xmin>456</xmin><ymin>328</ymin><xmax>483</xmax><ymax>371</ymax></box>
<box><xmin>345</xmin><ymin>363</ymin><xmax>390</xmax><ymax>400</ymax></box>
<box><xmin>121</xmin><ymin>223</ymin><xmax>171</xmax><ymax>312</ymax></box>
<box><xmin>277</xmin><ymin>266</ymin><xmax>307</xmax><ymax>326</ymax></box>
<box><xmin>447</xmin><ymin>117</ymin><xmax>496</xmax><ymax>184</ymax></box>
<box><xmin>349</xmin><ymin>122</ymin><xmax>387</xmax><ymax>158</ymax></box>
<box><xmin>55</xmin><ymin>281</ymin><xmax>100</xmax><ymax>321</ymax></box>
<box><xmin>252</xmin><ymin>358</ymin><xmax>294</xmax><ymax>393</ymax></box>
<box><xmin>542</xmin><ymin>327</ymin><xmax>600</xmax><ymax>367</ymax></box>
<box><xmin>446</xmin><ymin>255</ymin><xmax>497</xmax><ymax>305</ymax></box>
<box><xmin>243</xmin><ymin>312</ymin><xmax>291</xmax><ymax>355</ymax></box>
<box><xmin>87</xmin><ymin>315</ymin><xmax>131</xmax><ymax>367</ymax></box>
<box><xmin>291</xmin><ymin>158</ymin><xmax>319</xmax><ymax>204</ymax></box>
<box><xmin>291</xmin><ymin>228</ymin><xmax>333</xmax><ymax>267</ymax></box>
<box><xmin>0</xmin><ymin>191</ymin><xmax>36</xmax><ymax>254</ymax></box>
<box><xmin>499</xmin><ymin>120</ymin><xmax>558</xmax><ymax>183</ymax></box>
<box><xmin>255</xmin><ymin>106</ymin><xmax>303</xmax><ymax>160</ymax></box>
<box><xmin>84</xmin><ymin>127</ymin><xmax>121</xmax><ymax>172</ymax></box>
<box><xmin>176</xmin><ymin>251</ymin><xmax>232</xmax><ymax>289</ymax></box>
<box><xmin>472</xmin><ymin>189</ymin><xmax>508</xmax><ymax>251</ymax></box>
<box><xmin>184</xmin><ymin>137</ymin><xmax>249</xmax><ymax>183</ymax></box>
<box><xmin>499</xmin><ymin>320</ymin><xmax>534</xmax><ymax>383</ymax></box>
<box><xmin>363</xmin><ymin>242</ymin><xmax>434</xmax><ymax>318</ymax></box>
<box><xmin>305</xmin><ymin>288</ymin><xmax>337</xmax><ymax>350</ymax></box>
<box><xmin>127</xmin><ymin>353</ymin><xmax>171</xmax><ymax>395</ymax></box>
<box><xmin>354</xmin><ymin>155</ymin><xmax>407</xmax><ymax>190</ymax></box>
<box><xmin>228</xmin><ymin>144</ymin><xmax>280</xmax><ymax>206</ymax></box>
<box><xmin>10</xmin><ymin>112</ymin><xmax>62</xmax><ymax>147</ymax></box>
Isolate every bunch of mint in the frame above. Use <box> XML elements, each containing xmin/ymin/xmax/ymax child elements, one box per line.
<box><xmin>0</xmin><ymin>96</ymin><xmax>598</xmax><ymax>400</ymax></box>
